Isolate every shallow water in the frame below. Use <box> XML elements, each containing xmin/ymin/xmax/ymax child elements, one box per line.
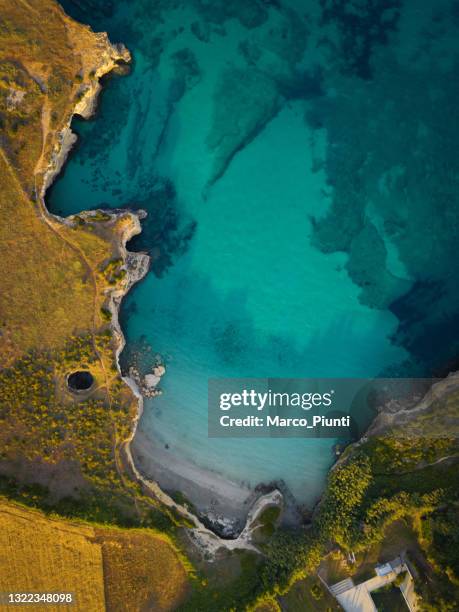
<box><xmin>51</xmin><ymin>0</ymin><xmax>459</xmax><ymax>505</ymax></box>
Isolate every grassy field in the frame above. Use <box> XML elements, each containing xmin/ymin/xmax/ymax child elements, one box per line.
<box><xmin>0</xmin><ymin>500</ymin><xmax>105</xmax><ymax>611</ymax></box>
<box><xmin>371</xmin><ymin>586</ymin><xmax>407</xmax><ymax>612</ymax></box>
<box><xmin>95</xmin><ymin>528</ymin><xmax>189</xmax><ymax>611</ymax></box>
<box><xmin>0</xmin><ymin>499</ymin><xmax>189</xmax><ymax>612</ymax></box>
<box><xmin>279</xmin><ymin>575</ymin><xmax>342</xmax><ymax>611</ymax></box>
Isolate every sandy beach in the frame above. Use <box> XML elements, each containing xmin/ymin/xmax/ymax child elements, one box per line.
<box><xmin>131</xmin><ymin>430</ymin><xmax>256</xmax><ymax>529</ymax></box>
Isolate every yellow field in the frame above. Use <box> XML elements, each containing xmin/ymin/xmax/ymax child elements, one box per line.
<box><xmin>95</xmin><ymin>528</ymin><xmax>189</xmax><ymax>611</ymax></box>
<box><xmin>0</xmin><ymin>500</ymin><xmax>190</xmax><ymax>612</ymax></box>
<box><xmin>0</xmin><ymin>501</ymin><xmax>105</xmax><ymax>612</ymax></box>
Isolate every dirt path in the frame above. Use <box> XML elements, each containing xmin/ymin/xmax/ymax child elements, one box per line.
<box><xmin>34</xmin><ymin>98</ymin><xmax>51</xmax><ymax>177</ymax></box>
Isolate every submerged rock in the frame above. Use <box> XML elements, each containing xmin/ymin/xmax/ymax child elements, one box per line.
<box><xmin>129</xmin><ymin>362</ymin><xmax>165</xmax><ymax>398</ymax></box>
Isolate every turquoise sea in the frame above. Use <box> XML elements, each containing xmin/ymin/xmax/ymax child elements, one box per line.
<box><xmin>51</xmin><ymin>0</ymin><xmax>459</xmax><ymax>507</ymax></box>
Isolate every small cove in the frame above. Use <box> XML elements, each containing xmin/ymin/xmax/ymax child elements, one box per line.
<box><xmin>51</xmin><ymin>0</ymin><xmax>459</xmax><ymax>516</ymax></box>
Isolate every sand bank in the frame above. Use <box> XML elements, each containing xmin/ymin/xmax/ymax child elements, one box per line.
<box><xmin>132</xmin><ymin>430</ymin><xmax>256</xmax><ymax>533</ymax></box>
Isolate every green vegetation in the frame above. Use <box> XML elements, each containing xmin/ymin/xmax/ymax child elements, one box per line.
<box><xmin>100</xmin><ymin>257</ymin><xmax>128</xmax><ymax>284</ymax></box>
<box><xmin>371</xmin><ymin>585</ymin><xmax>407</xmax><ymax>612</ymax></box>
<box><xmin>315</xmin><ymin>437</ymin><xmax>459</xmax><ymax>609</ymax></box>
<box><xmin>0</xmin><ymin>335</ymin><xmax>127</xmax><ymax>468</ymax></box>
<box><xmin>316</xmin><ymin>455</ymin><xmax>373</xmax><ymax>547</ymax></box>
<box><xmin>170</xmin><ymin>490</ymin><xmax>198</xmax><ymax>515</ymax></box>
<box><xmin>236</xmin><ymin>430</ymin><xmax>459</xmax><ymax>610</ymax></box>
<box><xmin>88</xmin><ymin>210</ymin><xmax>112</xmax><ymax>222</ymax></box>
<box><xmin>394</xmin><ymin>572</ymin><xmax>407</xmax><ymax>587</ymax></box>
<box><xmin>181</xmin><ymin>551</ymin><xmax>265</xmax><ymax>611</ymax></box>
<box><xmin>310</xmin><ymin>583</ymin><xmax>323</xmax><ymax>600</ymax></box>
<box><xmin>0</xmin><ymin>344</ymin><xmax>177</xmax><ymax>534</ymax></box>
<box><xmin>100</xmin><ymin>305</ymin><xmax>112</xmax><ymax>322</ymax></box>
<box><xmin>255</xmin><ymin>505</ymin><xmax>281</xmax><ymax>538</ymax></box>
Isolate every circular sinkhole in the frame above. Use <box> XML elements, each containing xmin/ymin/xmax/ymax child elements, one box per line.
<box><xmin>67</xmin><ymin>370</ymin><xmax>94</xmax><ymax>392</ymax></box>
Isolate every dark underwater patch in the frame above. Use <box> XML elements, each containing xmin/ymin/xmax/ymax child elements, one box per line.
<box><xmin>118</xmin><ymin>332</ymin><xmax>157</xmax><ymax>377</ymax></box>
<box><xmin>308</xmin><ymin>4</ymin><xmax>459</xmax><ymax>374</ymax></box>
<box><xmin>276</xmin><ymin>66</ymin><xmax>324</xmax><ymax>102</ymax></box>
<box><xmin>126</xmin><ymin>178</ymin><xmax>196</xmax><ymax>278</ymax></box>
<box><xmin>193</xmin><ymin>0</ymin><xmax>268</xmax><ymax>30</ymax></box>
<box><xmin>58</xmin><ymin>0</ymin><xmax>115</xmax><ymax>27</ymax></box>
<box><xmin>319</xmin><ymin>0</ymin><xmax>402</xmax><ymax>79</ymax></box>
<box><xmin>170</xmin><ymin>48</ymin><xmax>202</xmax><ymax>96</ymax></box>
<box><xmin>389</xmin><ymin>281</ymin><xmax>459</xmax><ymax>374</ymax></box>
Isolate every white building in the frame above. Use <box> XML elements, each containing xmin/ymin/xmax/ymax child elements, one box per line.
<box><xmin>329</xmin><ymin>557</ymin><xmax>418</xmax><ymax>612</ymax></box>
